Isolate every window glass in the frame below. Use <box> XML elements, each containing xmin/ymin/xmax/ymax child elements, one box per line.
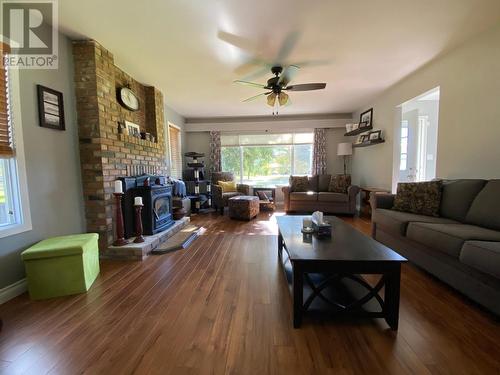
<box><xmin>242</xmin><ymin>145</ymin><xmax>291</xmax><ymax>186</ymax></box>
<box><xmin>220</xmin><ymin>132</ymin><xmax>313</xmax><ymax>186</ymax></box>
<box><xmin>221</xmin><ymin>147</ymin><xmax>241</xmax><ymax>177</ymax></box>
<box><xmin>0</xmin><ymin>159</ymin><xmax>15</xmax><ymax>226</ymax></box>
<box><xmin>293</xmin><ymin>144</ymin><xmax>313</xmax><ymax>175</ymax></box>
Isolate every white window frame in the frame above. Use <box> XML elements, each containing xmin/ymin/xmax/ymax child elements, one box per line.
<box><xmin>0</xmin><ymin>67</ymin><xmax>32</xmax><ymax>238</ymax></box>
<box><xmin>167</xmin><ymin>122</ymin><xmax>182</xmax><ymax>179</ymax></box>
<box><xmin>221</xmin><ymin>132</ymin><xmax>314</xmax><ymax>184</ymax></box>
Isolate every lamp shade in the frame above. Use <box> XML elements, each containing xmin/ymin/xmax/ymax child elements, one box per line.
<box><xmin>337</xmin><ymin>142</ymin><xmax>352</xmax><ymax>156</ymax></box>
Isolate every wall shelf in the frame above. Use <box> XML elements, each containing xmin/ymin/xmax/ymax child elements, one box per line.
<box><xmin>344</xmin><ymin>125</ymin><xmax>373</xmax><ymax>137</ymax></box>
<box><xmin>353</xmin><ymin>139</ymin><xmax>385</xmax><ymax>148</ymax></box>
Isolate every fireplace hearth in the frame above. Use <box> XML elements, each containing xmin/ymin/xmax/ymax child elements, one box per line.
<box><xmin>119</xmin><ymin>175</ymin><xmax>174</xmax><ymax>237</ymax></box>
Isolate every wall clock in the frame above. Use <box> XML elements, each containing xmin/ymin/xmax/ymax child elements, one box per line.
<box><xmin>117</xmin><ymin>87</ymin><xmax>139</xmax><ymax>111</ymax></box>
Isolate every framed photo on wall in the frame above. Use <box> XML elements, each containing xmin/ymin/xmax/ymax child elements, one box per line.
<box><xmin>359</xmin><ymin>108</ymin><xmax>373</xmax><ymax>128</ymax></box>
<box><xmin>37</xmin><ymin>85</ymin><xmax>65</xmax><ymax>130</ymax></box>
<box><xmin>125</xmin><ymin>120</ymin><xmax>141</xmax><ymax>137</ymax></box>
<box><xmin>369</xmin><ymin>130</ymin><xmax>382</xmax><ymax>141</ymax></box>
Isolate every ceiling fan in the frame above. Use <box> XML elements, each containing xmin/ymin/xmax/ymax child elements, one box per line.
<box><xmin>235</xmin><ymin>65</ymin><xmax>326</xmax><ymax>114</ymax></box>
<box><xmin>218</xmin><ymin>30</ymin><xmax>331</xmax><ymax>81</ymax></box>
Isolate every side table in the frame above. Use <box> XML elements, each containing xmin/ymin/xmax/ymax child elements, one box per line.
<box><xmin>360</xmin><ymin>187</ymin><xmax>390</xmax><ymax>218</ymax></box>
<box><xmin>253</xmin><ymin>186</ymin><xmax>276</xmax><ymax>211</ymax></box>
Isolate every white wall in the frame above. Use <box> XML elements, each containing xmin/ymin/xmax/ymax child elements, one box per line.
<box><xmin>184</xmin><ymin>131</ymin><xmax>211</xmax><ymax>170</ymax></box>
<box><xmin>0</xmin><ymin>33</ymin><xmax>86</xmax><ymax>290</ymax></box>
<box><xmin>351</xmin><ymin>23</ymin><xmax>500</xmax><ymax>191</ymax></box>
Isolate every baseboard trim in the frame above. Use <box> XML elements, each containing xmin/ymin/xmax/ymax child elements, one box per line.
<box><xmin>0</xmin><ymin>278</ymin><xmax>27</xmax><ymax>305</ymax></box>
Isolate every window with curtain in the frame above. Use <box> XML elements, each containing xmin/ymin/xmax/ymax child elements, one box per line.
<box><xmin>168</xmin><ymin>124</ymin><xmax>182</xmax><ymax>178</ymax></box>
<box><xmin>221</xmin><ymin>132</ymin><xmax>313</xmax><ymax>186</ymax></box>
<box><xmin>0</xmin><ymin>42</ymin><xmax>31</xmax><ymax>236</ymax></box>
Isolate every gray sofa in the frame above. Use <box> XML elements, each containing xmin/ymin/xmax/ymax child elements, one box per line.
<box><xmin>282</xmin><ymin>175</ymin><xmax>359</xmax><ymax>215</ymax></box>
<box><xmin>371</xmin><ymin>179</ymin><xmax>500</xmax><ymax>315</ymax></box>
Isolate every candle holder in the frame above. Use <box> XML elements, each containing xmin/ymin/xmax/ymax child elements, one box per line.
<box><xmin>113</xmin><ymin>192</ymin><xmax>128</xmax><ymax>246</ymax></box>
<box><xmin>134</xmin><ymin>203</ymin><xmax>145</xmax><ymax>243</ymax></box>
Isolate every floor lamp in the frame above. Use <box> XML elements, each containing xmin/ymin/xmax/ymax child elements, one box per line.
<box><xmin>337</xmin><ymin>142</ymin><xmax>353</xmax><ymax>175</ymax></box>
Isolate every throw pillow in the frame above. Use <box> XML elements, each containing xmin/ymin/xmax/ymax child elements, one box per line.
<box><xmin>218</xmin><ymin>180</ymin><xmax>237</xmax><ymax>193</ymax></box>
<box><xmin>392</xmin><ymin>181</ymin><xmax>443</xmax><ymax>217</ymax></box>
<box><xmin>328</xmin><ymin>174</ymin><xmax>351</xmax><ymax>193</ymax></box>
<box><xmin>290</xmin><ymin>176</ymin><xmax>310</xmax><ymax>192</ymax></box>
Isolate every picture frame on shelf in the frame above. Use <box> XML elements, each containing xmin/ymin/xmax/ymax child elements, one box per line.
<box><xmin>357</xmin><ymin>134</ymin><xmax>368</xmax><ymax>144</ymax></box>
<box><xmin>125</xmin><ymin>121</ymin><xmax>141</xmax><ymax>137</ymax></box>
<box><xmin>369</xmin><ymin>130</ymin><xmax>382</xmax><ymax>141</ymax></box>
<box><xmin>37</xmin><ymin>85</ymin><xmax>65</xmax><ymax>131</ymax></box>
<box><xmin>359</xmin><ymin>108</ymin><xmax>373</xmax><ymax>128</ymax></box>
<box><xmin>359</xmin><ymin>121</ymin><xmax>369</xmax><ymax>129</ymax></box>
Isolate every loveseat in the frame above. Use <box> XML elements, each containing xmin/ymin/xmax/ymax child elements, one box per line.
<box><xmin>371</xmin><ymin>179</ymin><xmax>500</xmax><ymax>315</ymax></box>
<box><xmin>282</xmin><ymin>175</ymin><xmax>359</xmax><ymax>215</ymax></box>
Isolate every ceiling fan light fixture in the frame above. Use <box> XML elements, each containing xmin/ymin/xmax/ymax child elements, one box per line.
<box><xmin>278</xmin><ymin>92</ymin><xmax>289</xmax><ymax>106</ymax></box>
<box><xmin>267</xmin><ymin>92</ymin><xmax>276</xmax><ymax>107</ymax></box>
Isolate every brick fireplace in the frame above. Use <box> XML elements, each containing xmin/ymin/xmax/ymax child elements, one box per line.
<box><xmin>73</xmin><ymin>40</ymin><xmax>168</xmax><ymax>252</ymax></box>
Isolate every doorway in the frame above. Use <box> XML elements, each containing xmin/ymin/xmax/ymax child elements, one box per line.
<box><xmin>393</xmin><ymin>87</ymin><xmax>440</xmax><ymax>191</ymax></box>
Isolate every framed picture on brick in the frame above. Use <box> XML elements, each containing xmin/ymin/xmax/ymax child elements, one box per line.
<box><xmin>37</xmin><ymin>85</ymin><xmax>65</xmax><ymax>131</ymax></box>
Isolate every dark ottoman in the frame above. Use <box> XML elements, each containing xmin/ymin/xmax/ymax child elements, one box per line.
<box><xmin>228</xmin><ymin>196</ymin><xmax>260</xmax><ymax>220</ymax></box>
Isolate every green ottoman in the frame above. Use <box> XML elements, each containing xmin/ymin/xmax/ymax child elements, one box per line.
<box><xmin>21</xmin><ymin>233</ymin><xmax>100</xmax><ymax>300</ymax></box>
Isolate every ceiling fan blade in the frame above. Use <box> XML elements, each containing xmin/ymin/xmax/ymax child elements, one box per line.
<box><xmin>267</xmin><ymin>93</ymin><xmax>276</xmax><ymax>107</ymax></box>
<box><xmin>285</xmin><ymin>83</ymin><xmax>327</xmax><ymax>91</ymax></box>
<box><xmin>291</xmin><ymin>59</ymin><xmax>332</xmax><ymax>68</ymax></box>
<box><xmin>242</xmin><ymin>92</ymin><xmax>271</xmax><ymax>102</ymax></box>
<box><xmin>234</xmin><ymin>80</ymin><xmax>267</xmax><ymax>89</ymax></box>
<box><xmin>278</xmin><ymin>65</ymin><xmax>300</xmax><ymax>86</ymax></box>
<box><xmin>275</xmin><ymin>30</ymin><xmax>301</xmax><ymax>63</ymax></box>
<box><xmin>240</xmin><ymin>65</ymin><xmax>274</xmax><ymax>81</ymax></box>
<box><xmin>278</xmin><ymin>92</ymin><xmax>289</xmax><ymax>106</ymax></box>
<box><xmin>234</xmin><ymin>57</ymin><xmax>269</xmax><ymax>76</ymax></box>
<box><xmin>218</xmin><ymin>30</ymin><xmax>258</xmax><ymax>53</ymax></box>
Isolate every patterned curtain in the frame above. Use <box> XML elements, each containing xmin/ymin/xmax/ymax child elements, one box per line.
<box><xmin>209</xmin><ymin>131</ymin><xmax>221</xmax><ymax>173</ymax></box>
<box><xmin>312</xmin><ymin>128</ymin><xmax>327</xmax><ymax>175</ymax></box>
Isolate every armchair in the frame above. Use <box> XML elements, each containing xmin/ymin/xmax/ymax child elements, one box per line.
<box><xmin>211</xmin><ymin>172</ymin><xmax>250</xmax><ymax>214</ymax></box>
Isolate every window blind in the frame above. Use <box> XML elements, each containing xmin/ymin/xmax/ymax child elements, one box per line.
<box><xmin>221</xmin><ymin>132</ymin><xmax>313</xmax><ymax>147</ymax></box>
<box><xmin>0</xmin><ymin>43</ymin><xmax>13</xmax><ymax>157</ymax></box>
<box><xmin>169</xmin><ymin>125</ymin><xmax>182</xmax><ymax>178</ymax></box>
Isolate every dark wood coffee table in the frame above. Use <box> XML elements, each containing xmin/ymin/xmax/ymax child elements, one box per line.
<box><xmin>276</xmin><ymin>215</ymin><xmax>407</xmax><ymax>329</ymax></box>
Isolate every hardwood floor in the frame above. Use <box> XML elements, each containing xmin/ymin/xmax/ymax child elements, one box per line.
<box><xmin>0</xmin><ymin>210</ymin><xmax>499</xmax><ymax>374</ymax></box>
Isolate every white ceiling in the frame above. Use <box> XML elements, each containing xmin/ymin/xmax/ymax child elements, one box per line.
<box><xmin>59</xmin><ymin>0</ymin><xmax>500</xmax><ymax>118</ymax></box>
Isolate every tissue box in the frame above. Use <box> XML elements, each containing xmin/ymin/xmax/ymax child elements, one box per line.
<box><xmin>312</xmin><ymin>221</ymin><xmax>332</xmax><ymax>237</ymax></box>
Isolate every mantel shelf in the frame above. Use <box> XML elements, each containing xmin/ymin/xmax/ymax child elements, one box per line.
<box><xmin>344</xmin><ymin>125</ymin><xmax>373</xmax><ymax>137</ymax></box>
<box><xmin>119</xmin><ymin>134</ymin><xmax>160</xmax><ymax>149</ymax></box>
<box><xmin>353</xmin><ymin>139</ymin><xmax>385</xmax><ymax>148</ymax></box>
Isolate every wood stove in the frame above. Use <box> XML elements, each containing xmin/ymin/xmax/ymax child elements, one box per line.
<box><xmin>119</xmin><ymin>175</ymin><xmax>174</xmax><ymax>237</ymax></box>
